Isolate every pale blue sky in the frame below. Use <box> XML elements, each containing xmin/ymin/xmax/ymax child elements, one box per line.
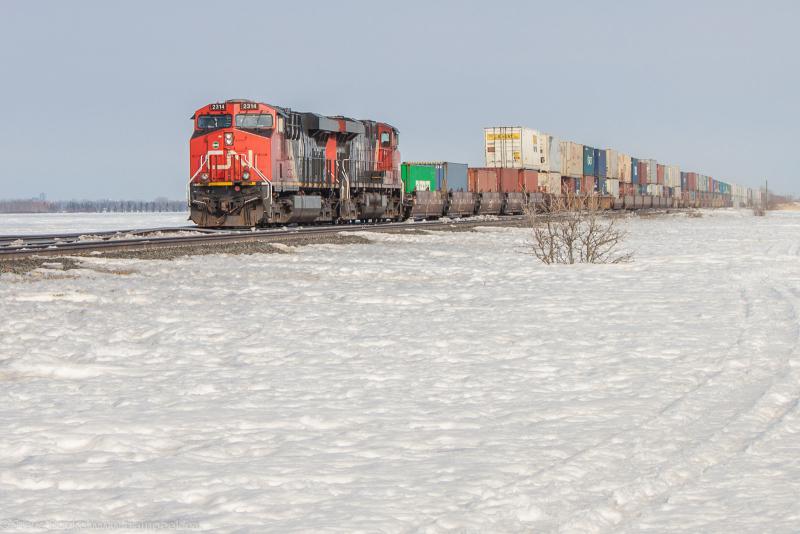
<box><xmin>1</xmin><ymin>0</ymin><xmax>797</xmax><ymax>199</ymax></box>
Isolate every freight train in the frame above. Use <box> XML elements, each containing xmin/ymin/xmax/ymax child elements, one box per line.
<box><xmin>188</xmin><ymin>100</ymin><xmax>755</xmax><ymax>227</ymax></box>
<box><xmin>480</xmin><ymin>126</ymin><xmax>754</xmax><ymax>208</ymax></box>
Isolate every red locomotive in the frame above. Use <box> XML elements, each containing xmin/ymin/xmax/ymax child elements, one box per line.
<box><xmin>189</xmin><ymin>99</ymin><xmax>401</xmax><ymax>227</ymax></box>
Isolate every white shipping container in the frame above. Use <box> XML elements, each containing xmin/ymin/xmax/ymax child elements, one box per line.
<box><xmin>647</xmin><ymin>159</ymin><xmax>658</xmax><ymax>184</ymax></box>
<box><xmin>606</xmin><ymin>149</ymin><xmax>619</xmax><ymax>179</ymax></box>
<box><xmin>541</xmin><ymin>134</ymin><xmax>562</xmax><ymax>173</ymax></box>
<box><xmin>606</xmin><ymin>178</ymin><xmax>620</xmax><ymax>198</ymax></box>
<box><xmin>546</xmin><ymin>172</ymin><xmax>562</xmax><ymax>194</ymax></box>
<box><xmin>544</xmin><ymin>134</ymin><xmax>561</xmax><ymax>174</ymax></box>
<box><xmin>538</xmin><ymin>172</ymin><xmax>562</xmax><ymax>194</ymax></box>
<box><xmin>537</xmin><ymin>172</ymin><xmax>549</xmax><ymax>191</ymax></box>
<box><xmin>560</xmin><ymin>141</ymin><xmax>583</xmax><ymax>178</ymax></box>
<box><xmin>484</xmin><ymin>127</ymin><xmax>544</xmax><ymax>170</ymax></box>
<box><xmin>668</xmin><ymin>165</ymin><xmax>680</xmax><ymax>187</ymax></box>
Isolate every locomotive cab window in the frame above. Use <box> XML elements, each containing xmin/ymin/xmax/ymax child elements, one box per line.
<box><xmin>235</xmin><ymin>114</ymin><xmax>274</xmax><ymax>129</ymax></box>
<box><xmin>197</xmin><ymin>114</ymin><xmax>232</xmax><ymax>130</ymax></box>
<box><xmin>380</xmin><ymin>132</ymin><xmax>391</xmax><ymax>147</ymax></box>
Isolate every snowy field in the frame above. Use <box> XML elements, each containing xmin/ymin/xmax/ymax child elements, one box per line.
<box><xmin>1</xmin><ymin>210</ymin><xmax>799</xmax><ymax>532</ymax></box>
<box><xmin>0</xmin><ymin>211</ymin><xmax>192</xmax><ymax>235</ymax></box>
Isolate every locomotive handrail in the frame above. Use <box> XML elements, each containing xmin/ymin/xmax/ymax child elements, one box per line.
<box><xmin>188</xmin><ymin>154</ymin><xmax>209</xmax><ymax>183</ymax></box>
<box><xmin>332</xmin><ymin>157</ymin><xmax>403</xmax><ymax>204</ymax></box>
<box><xmin>238</xmin><ymin>154</ymin><xmax>270</xmax><ymax>183</ymax></box>
<box><xmin>335</xmin><ymin>159</ymin><xmax>351</xmax><ymax>201</ymax></box>
<box><xmin>187</xmin><ymin>154</ymin><xmax>209</xmax><ymax>206</ymax></box>
<box><xmin>239</xmin><ymin>154</ymin><xmax>272</xmax><ymax>201</ymax></box>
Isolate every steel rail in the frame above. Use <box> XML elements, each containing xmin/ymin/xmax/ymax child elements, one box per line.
<box><xmin>0</xmin><ymin>217</ymin><xmax>527</xmax><ymax>258</ymax></box>
<box><xmin>0</xmin><ymin>226</ymin><xmax>206</xmax><ymax>246</ymax></box>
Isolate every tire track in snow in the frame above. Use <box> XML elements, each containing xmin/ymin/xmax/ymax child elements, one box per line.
<box><xmin>559</xmin><ymin>281</ymin><xmax>800</xmax><ymax>533</ymax></box>
<box><xmin>458</xmin><ymin>280</ymin><xmax>757</xmax><ymax>527</ymax></box>
<box><xmin>456</xmin><ymin>277</ymin><xmax>794</xmax><ymax>532</ymax></box>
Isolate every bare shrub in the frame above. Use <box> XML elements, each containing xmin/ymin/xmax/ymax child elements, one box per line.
<box><xmin>526</xmin><ymin>193</ymin><xmax>633</xmax><ymax>265</ymax></box>
<box><xmin>753</xmin><ymin>206</ymin><xmax>766</xmax><ymax>216</ymax></box>
<box><xmin>687</xmin><ymin>210</ymin><xmax>703</xmax><ymax>218</ymax></box>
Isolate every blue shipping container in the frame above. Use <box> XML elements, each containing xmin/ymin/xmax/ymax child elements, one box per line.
<box><xmin>680</xmin><ymin>172</ymin><xmax>688</xmax><ymax>189</ymax></box>
<box><xmin>439</xmin><ymin>162</ymin><xmax>468</xmax><ymax>191</ymax></box>
<box><xmin>631</xmin><ymin>157</ymin><xmax>639</xmax><ymax>184</ymax></box>
<box><xmin>594</xmin><ymin>148</ymin><xmax>607</xmax><ymax>178</ymax></box>
<box><xmin>598</xmin><ymin>176</ymin><xmax>606</xmax><ymax>194</ymax></box>
<box><xmin>583</xmin><ymin>146</ymin><xmax>595</xmax><ymax>176</ymax></box>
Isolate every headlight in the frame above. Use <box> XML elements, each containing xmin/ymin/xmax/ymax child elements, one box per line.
<box><xmin>200</xmin><ymin>172</ymin><xmax>209</xmax><ymax>181</ymax></box>
<box><xmin>224</xmin><ymin>132</ymin><xmax>234</xmax><ymax>146</ymax></box>
<box><xmin>242</xmin><ymin>171</ymin><xmax>251</xmax><ymax>180</ymax></box>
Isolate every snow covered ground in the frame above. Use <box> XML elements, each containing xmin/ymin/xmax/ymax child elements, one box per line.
<box><xmin>0</xmin><ymin>212</ymin><xmax>191</xmax><ymax>235</ymax></box>
<box><xmin>1</xmin><ymin>209</ymin><xmax>799</xmax><ymax>532</ymax></box>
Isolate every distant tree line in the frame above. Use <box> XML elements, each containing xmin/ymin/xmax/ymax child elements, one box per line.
<box><xmin>755</xmin><ymin>189</ymin><xmax>794</xmax><ymax>209</ymax></box>
<box><xmin>0</xmin><ymin>197</ymin><xmax>186</xmax><ymax>213</ymax></box>
<box><xmin>765</xmin><ymin>192</ymin><xmax>794</xmax><ymax>209</ymax></box>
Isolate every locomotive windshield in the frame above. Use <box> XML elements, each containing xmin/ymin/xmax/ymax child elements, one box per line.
<box><xmin>235</xmin><ymin>114</ymin><xmax>274</xmax><ymax>129</ymax></box>
<box><xmin>197</xmin><ymin>114</ymin><xmax>232</xmax><ymax>130</ymax></box>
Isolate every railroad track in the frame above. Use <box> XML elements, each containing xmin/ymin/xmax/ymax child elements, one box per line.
<box><xmin>0</xmin><ymin>226</ymin><xmax>210</xmax><ymax>248</ymax></box>
<box><xmin>0</xmin><ymin>216</ymin><xmax>528</xmax><ymax>258</ymax></box>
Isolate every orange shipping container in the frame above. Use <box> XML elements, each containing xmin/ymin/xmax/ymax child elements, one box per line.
<box><xmin>469</xmin><ymin>167</ymin><xmax>540</xmax><ymax>193</ymax></box>
<box><xmin>620</xmin><ymin>182</ymin><xmax>635</xmax><ymax>196</ymax></box>
<box><xmin>498</xmin><ymin>168</ymin><xmax>518</xmax><ymax>192</ymax></box>
<box><xmin>637</xmin><ymin>161</ymin><xmax>648</xmax><ymax>185</ymax></box>
<box><xmin>618</xmin><ymin>153</ymin><xmax>632</xmax><ymax>183</ymax></box>
<box><xmin>581</xmin><ymin>175</ymin><xmax>597</xmax><ymax>194</ymax></box>
<box><xmin>467</xmin><ymin>168</ymin><xmax>499</xmax><ymax>192</ymax></box>
<box><xmin>517</xmin><ymin>169</ymin><xmax>539</xmax><ymax>193</ymax></box>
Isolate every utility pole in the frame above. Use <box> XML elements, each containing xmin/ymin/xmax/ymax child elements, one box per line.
<box><xmin>765</xmin><ymin>179</ymin><xmax>769</xmax><ymax>210</ymax></box>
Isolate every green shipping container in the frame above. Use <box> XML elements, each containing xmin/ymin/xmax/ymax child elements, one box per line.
<box><xmin>401</xmin><ymin>164</ymin><xmax>437</xmax><ymax>194</ymax></box>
